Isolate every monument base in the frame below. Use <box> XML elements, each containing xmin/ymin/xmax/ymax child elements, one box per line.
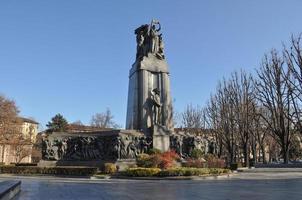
<box><xmin>38</xmin><ymin>159</ymin><xmax>136</xmax><ymax>171</ymax></box>
<box><xmin>40</xmin><ymin>129</ymin><xmax>152</xmax><ymax>169</ymax></box>
<box><xmin>152</xmin><ymin>125</ymin><xmax>171</xmax><ymax>152</ymax></box>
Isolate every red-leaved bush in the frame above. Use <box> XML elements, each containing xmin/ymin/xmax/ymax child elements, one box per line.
<box><xmin>205</xmin><ymin>154</ymin><xmax>226</xmax><ymax>168</ymax></box>
<box><xmin>136</xmin><ymin>150</ymin><xmax>180</xmax><ymax>169</ymax></box>
<box><xmin>182</xmin><ymin>158</ymin><xmax>206</xmax><ymax>168</ymax></box>
<box><xmin>183</xmin><ymin>154</ymin><xmax>226</xmax><ymax>168</ymax></box>
<box><xmin>159</xmin><ymin>150</ymin><xmax>180</xmax><ymax>169</ymax></box>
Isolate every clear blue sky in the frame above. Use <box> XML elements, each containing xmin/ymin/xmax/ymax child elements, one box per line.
<box><xmin>1</xmin><ymin>0</ymin><xmax>302</xmax><ymax>129</ymax></box>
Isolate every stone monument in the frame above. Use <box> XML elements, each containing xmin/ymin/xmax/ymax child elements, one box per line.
<box><xmin>126</xmin><ymin>19</ymin><xmax>173</xmax><ymax>151</ymax></box>
<box><xmin>39</xmin><ymin>20</ymin><xmax>210</xmax><ymax>169</ymax></box>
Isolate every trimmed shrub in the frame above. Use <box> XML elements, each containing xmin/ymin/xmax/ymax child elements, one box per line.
<box><xmin>158</xmin><ymin>167</ymin><xmax>230</xmax><ymax>177</ymax></box>
<box><xmin>104</xmin><ymin>163</ymin><xmax>117</xmax><ymax>174</ymax></box>
<box><xmin>136</xmin><ymin>153</ymin><xmax>161</xmax><ymax>168</ymax></box>
<box><xmin>182</xmin><ymin>159</ymin><xmax>206</xmax><ymax>168</ymax></box>
<box><xmin>230</xmin><ymin>163</ymin><xmax>238</xmax><ymax>170</ymax></box>
<box><xmin>202</xmin><ymin>154</ymin><xmax>226</xmax><ymax>168</ymax></box>
<box><xmin>123</xmin><ymin>167</ymin><xmax>230</xmax><ymax>177</ymax></box>
<box><xmin>190</xmin><ymin>149</ymin><xmax>204</xmax><ymax>160</ymax></box>
<box><xmin>0</xmin><ymin>166</ymin><xmax>97</xmax><ymax>176</ymax></box>
<box><xmin>158</xmin><ymin>168</ymin><xmax>209</xmax><ymax>177</ymax></box>
<box><xmin>206</xmin><ymin>159</ymin><xmax>225</xmax><ymax>168</ymax></box>
<box><xmin>124</xmin><ymin>167</ymin><xmax>161</xmax><ymax>177</ymax></box>
<box><xmin>147</xmin><ymin>148</ymin><xmax>162</xmax><ymax>155</ymax></box>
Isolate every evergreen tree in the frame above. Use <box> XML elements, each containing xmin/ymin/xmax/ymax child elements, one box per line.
<box><xmin>46</xmin><ymin>114</ymin><xmax>68</xmax><ymax>132</ymax></box>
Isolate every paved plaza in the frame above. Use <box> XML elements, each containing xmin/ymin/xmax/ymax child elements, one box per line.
<box><xmin>0</xmin><ymin>172</ymin><xmax>301</xmax><ymax>200</ymax></box>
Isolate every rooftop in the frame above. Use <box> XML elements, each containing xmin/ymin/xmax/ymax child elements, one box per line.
<box><xmin>19</xmin><ymin>117</ymin><xmax>39</xmax><ymax>125</ymax></box>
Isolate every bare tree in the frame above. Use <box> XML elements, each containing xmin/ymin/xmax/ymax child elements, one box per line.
<box><xmin>283</xmin><ymin>34</ymin><xmax>302</xmax><ymax>136</ymax></box>
<box><xmin>90</xmin><ymin>108</ymin><xmax>120</xmax><ymax>128</ymax></box>
<box><xmin>256</xmin><ymin>50</ymin><xmax>292</xmax><ymax>163</ymax></box>
<box><xmin>180</xmin><ymin>104</ymin><xmax>207</xmax><ymax>136</ymax></box>
<box><xmin>206</xmin><ymin>79</ymin><xmax>239</xmax><ymax>165</ymax></box>
<box><xmin>11</xmin><ymin>126</ymin><xmax>33</xmax><ymax>163</ymax></box>
<box><xmin>252</xmin><ymin>106</ymin><xmax>269</xmax><ymax>163</ymax></box>
<box><xmin>70</xmin><ymin>120</ymin><xmax>83</xmax><ymax>126</ymax></box>
<box><xmin>0</xmin><ymin>95</ymin><xmax>21</xmax><ymax>162</ymax></box>
<box><xmin>206</xmin><ymin>94</ymin><xmax>224</xmax><ymax>158</ymax></box>
<box><xmin>229</xmin><ymin>71</ymin><xmax>256</xmax><ymax>167</ymax></box>
<box><xmin>205</xmin><ymin>70</ymin><xmax>262</xmax><ymax>166</ymax></box>
<box><xmin>0</xmin><ymin>95</ymin><xmax>35</xmax><ymax>163</ymax></box>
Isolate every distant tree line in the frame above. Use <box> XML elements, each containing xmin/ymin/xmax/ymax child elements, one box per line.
<box><xmin>46</xmin><ymin>108</ymin><xmax>120</xmax><ymax>132</ymax></box>
<box><xmin>177</xmin><ymin>34</ymin><xmax>302</xmax><ymax>165</ymax></box>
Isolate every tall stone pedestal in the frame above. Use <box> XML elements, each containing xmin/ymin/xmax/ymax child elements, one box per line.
<box><xmin>152</xmin><ymin>125</ymin><xmax>171</xmax><ymax>152</ymax></box>
<box><xmin>126</xmin><ymin>53</ymin><xmax>174</xmax><ymax>134</ymax></box>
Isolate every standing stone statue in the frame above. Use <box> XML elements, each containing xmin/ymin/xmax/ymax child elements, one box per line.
<box><xmin>149</xmin><ymin>20</ymin><xmax>161</xmax><ymax>54</ymax></box>
<box><xmin>151</xmin><ymin>88</ymin><xmax>162</xmax><ymax>125</ymax></box>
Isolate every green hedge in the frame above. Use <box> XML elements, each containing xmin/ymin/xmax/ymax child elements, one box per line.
<box><xmin>0</xmin><ymin>166</ymin><xmax>98</xmax><ymax>176</ymax></box>
<box><xmin>124</xmin><ymin>167</ymin><xmax>161</xmax><ymax>177</ymax></box>
<box><xmin>123</xmin><ymin>167</ymin><xmax>230</xmax><ymax>177</ymax></box>
<box><xmin>158</xmin><ymin>168</ymin><xmax>229</xmax><ymax>177</ymax></box>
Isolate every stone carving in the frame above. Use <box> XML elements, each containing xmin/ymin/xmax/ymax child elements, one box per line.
<box><xmin>42</xmin><ymin>133</ymin><xmax>152</xmax><ymax>161</ymax></box>
<box><xmin>135</xmin><ymin>19</ymin><xmax>165</xmax><ymax>60</ymax></box>
<box><xmin>170</xmin><ymin>134</ymin><xmax>209</xmax><ymax>158</ymax></box>
<box><xmin>150</xmin><ymin>88</ymin><xmax>162</xmax><ymax>125</ymax></box>
<box><xmin>170</xmin><ymin>135</ymin><xmax>183</xmax><ymax>157</ymax></box>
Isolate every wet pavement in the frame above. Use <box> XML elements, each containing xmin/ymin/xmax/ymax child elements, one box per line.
<box><xmin>3</xmin><ymin>172</ymin><xmax>302</xmax><ymax>200</ymax></box>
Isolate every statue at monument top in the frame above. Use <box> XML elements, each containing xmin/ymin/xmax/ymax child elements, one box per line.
<box><xmin>135</xmin><ymin>19</ymin><xmax>165</xmax><ymax>60</ymax></box>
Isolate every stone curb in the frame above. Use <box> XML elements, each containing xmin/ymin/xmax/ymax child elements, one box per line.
<box><xmin>0</xmin><ymin>180</ymin><xmax>21</xmax><ymax>200</ymax></box>
<box><xmin>100</xmin><ymin>173</ymin><xmax>233</xmax><ymax>181</ymax></box>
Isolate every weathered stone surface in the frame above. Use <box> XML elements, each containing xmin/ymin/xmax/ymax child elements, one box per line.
<box><xmin>170</xmin><ymin>133</ymin><xmax>209</xmax><ymax>158</ymax></box>
<box><xmin>0</xmin><ymin>180</ymin><xmax>21</xmax><ymax>200</ymax></box>
<box><xmin>130</xmin><ymin>53</ymin><xmax>169</xmax><ymax>76</ymax></box>
<box><xmin>126</xmin><ymin>20</ymin><xmax>174</xmax><ymax>138</ymax></box>
<box><xmin>40</xmin><ymin>130</ymin><xmax>152</xmax><ymax>165</ymax></box>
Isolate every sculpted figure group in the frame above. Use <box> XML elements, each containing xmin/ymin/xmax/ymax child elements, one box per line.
<box><xmin>42</xmin><ymin>133</ymin><xmax>212</xmax><ymax>161</ymax></box>
<box><xmin>135</xmin><ymin>19</ymin><xmax>165</xmax><ymax>60</ymax></box>
<box><xmin>42</xmin><ymin>134</ymin><xmax>152</xmax><ymax>161</ymax></box>
<box><xmin>170</xmin><ymin>135</ymin><xmax>210</xmax><ymax>158</ymax></box>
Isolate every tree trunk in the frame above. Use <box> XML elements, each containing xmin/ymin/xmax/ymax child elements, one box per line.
<box><xmin>1</xmin><ymin>144</ymin><xmax>5</xmax><ymax>164</ymax></box>
<box><xmin>261</xmin><ymin>145</ymin><xmax>266</xmax><ymax>164</ymax></box>
<box><xmin>243</xmin><ymin>143</ymin><xmax>249</xmax><ymax>167</ymax></box>
<box><xmin>282</xmin><ymin>144</ymin><xmax>289</xmax><ymax>164</ymax></box>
